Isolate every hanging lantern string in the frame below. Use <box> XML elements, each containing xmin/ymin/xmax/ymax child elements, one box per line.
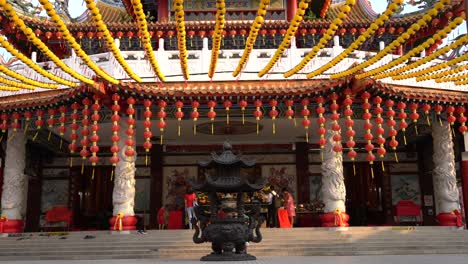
<box><xmin>80</xmin><ymin>98</ymin><xmax>92</xmax><ymax>175</ymax></box>
<box><xmin>110</xmin><ymin>93</ymin><xmax>121</xmax><ymax>180</ymax></box>
<box><xmin>143</xmin><ymin>99</ymin><xmax>153</xmax><ymax>167</ymax></box>
<box><xmin>343</xmin><ymin>89</ymin><xmax>356</xmax><ymax>175</ymax></box>
<box><xmin>386</xmin><ymin>100</ymin><xmax>399</xmax><ymax>163</ymax></box>
<box><xmin>191</xmin><ymin>101</ymin><xmax>200</xmax><ymax>135</ymax></box>
<box><xmin>158</xmin><ymin>100</ymin><xmax>167</xmax><ymax>145</ymax></box>
<box><xmin>239</xmin><ymin>99</ymin><xmax>248</xmax><ymax>125</ymax></box>
<box><xmin>316</xmin><ymin>96</ymin><xmax>326</xmax><ymax>161</ymax></box>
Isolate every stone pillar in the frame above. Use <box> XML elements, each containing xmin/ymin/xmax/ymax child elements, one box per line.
<box><xmin>109</xmin><ymin>125</ymin><xmax>137</xmax><ymax>230</ymax></box>
<box><xmin>321</xmin><ymin>129</ymin><xmax>349</xmax><ymax>227</ymax></box>
<box><xmin>432</xmin><ymin>121</ymin><xmax>462</xmax><ymax>226</ymax></box>
<box><xmin>286</xmin><ymin>0</ymin><xmax>297</xmax><ymax>21</ymax></box>
<box><xmin>1</xmin><ymin>130</ymin><xmax>27</xmax><ymax>233</ymax></box>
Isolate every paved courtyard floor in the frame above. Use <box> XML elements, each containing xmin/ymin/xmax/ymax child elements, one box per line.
<box><xmin>2</xmin><ymin>255</ymin><xmax>468</xmax><ymax>264</ymax></box>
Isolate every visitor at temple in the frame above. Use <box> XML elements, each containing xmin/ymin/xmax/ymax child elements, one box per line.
<box><xmin>267</xmin><ymin>186</ymin><xmax>280</xmax><ymax>228</ymax></box>
<box><xmin>282</xmin><ymin>188</ymin><xmax>296</xmax><ymax>227</ymax></box>
<box><xmin>185</xmin><ymin>189</ymin><xmax>197</xmax><ymax>229</ymax></box>
<box><xmin>157</xmin><ymin>205</ymin><xmax>168</xmax><ymax>230</ymax></box>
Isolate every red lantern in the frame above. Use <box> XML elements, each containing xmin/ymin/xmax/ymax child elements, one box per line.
<box><xmin>434</xmin><ymin>104</ymin><xmax>444</xmax><ymax>126</ymax></box>
<box><xmin>343</xmin><ymin>89</ymin><xmax>356</xmax><ymax>170</ymax></box>
<box><xmin>422</xmin><ymin>103</ymin><xmax>431</xmax><ymax>125</ymax></box>
<box><xmin>385</xmin><ymin>100</ymin><xmax>399</xmax><ymax>162</ymax></box>
<box><xmin>110</xmin><ymin>94</ymin><xmax>121</xmax><ymax>172</ymax></box>
<box><xmin>362</xmin><ymin>92</ymin><xmax>375</xmax><ymax>176</ymax></box>
<box><xmin>80</xmin><ymin>97</ymin><xmax>92</xmax><ymax>174</ymax></box>
<box><xmin>409</xmin><ymin>103</ymin><xmax>420</xmax><ymax>135</ymax></box>
<box><xmin>89</xmin><ymin>95</ymin><xmax>101</xmax><ymax>177</ymax></box>
<box><xmin>45</xmin><ymin>31</ymin><xmax>52</xmax><ymax>39</ymax></box>
<box><xmin>373</xmin><ymin>96</ymin><xmax>386</xmax><ymax>170</ymax></box>
<box><xmin>58</xmin><ymin>106</ymin><xmax>68</xmax><ymax>149</ymax></box>
<box><xmin>207</xmin><ymin>100</ymin><xmax>217</xmax><ymax>135</ymax></box>
<box><xmin>329</xmin><ymin>93</ymin><xmax>341</xmax><ymax>153</ymax></box>
<box><xmin>239</xmin><ymin>99</ymin><xmax>248</xmax><ymax>125</ymax></box>
<box><xmin>397</xmin><ymin>102</ymin><xmax>408</xmax><ymax>145</ymax></box>
<box><xmin>260</xmin><ymin>29</ymin><xmax>267</xmax><ymax>45</ymax></box>
<box><xmin>224</xmin><ymin>100</ymin><xmax>232</xmax><ymax>125</ymax></box>
<box><xmin>11</xmin><ymin>112</ymin><xmax>20</xmax><ymax>132</ymax></box>
<box><xmin>0</xmin><ymin>113</ymin><xmax>8</xmax><ymax>138</ymax></box>
<box><xmin>69</xmin><ymin>102</ymin><xmax>80</xmax><ymax>167</ymax></box>
<box><xmin>253</xmin><ymin>100</ymin><xmax>263</xmax><ymax>135</ymax></box>
<box><xmin>158</xmin><ymin>100</ymin><xmax>167</xmax><ymax>144</ymax></box>
<box><xmin>191</xmin><ymin>101</ymin><xmax>200</xmax><ymax>135</ymax></box>
<box><xmin>126</xmin><ymin>97</ymin><xmax>135</xmax><ymax>158</ymax></box>
<box><xmin>316</xmin><ymin>96</ymin><xmax>327</xmax><ymax>153</ymax></box>
<box><xmin>270</xmin><ymin>29</ymin><xmax>277</xmax><ymax>45</ymax></box>
<box><xmin>126</xmin><ymin>31</ymin><xmax>133</xmax><ymax>46</ymax></box>
<box><xmin>269</xmin><ymin>99</ymin><xmax>279</xmax><ymax>134</ymax></box>
<box><xmin>143</xmin><ymin>99</ymin><xmax>153</xmax><ymax>166</ymax></box>
<box><xmin>47</xmin><ymin>108</ymin><xmax>56</xmax><ymax>141</ymax></box>
<box><xmin>446</xmin><ymin>105</ymin><xmax>456</xmax><ymax>127</ymax></box>
<box><xmin>34</xmin><ymin>109</ymin><xmax>45</xmax><ymax>141</ymax></box>
<box><xmin>457</xmin><ymin>106</ymin><xmax>467</xmax><ymax>134</ymax></box>
<box><xmin>23</xmin><ymin>111</ymin><xmax>32</xmax><ymax>133</ymax></box>
<box><xmin>284</xmin><ymin>99</ymin><xmax>295</xmax><ymax>125</ymax></box>
<box><xmin>175</xmin><ymin>100</ymin><xmax>184</xmax><ymax>136</ymax></box>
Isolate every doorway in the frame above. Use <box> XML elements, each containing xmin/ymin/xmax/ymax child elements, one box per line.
<box><xmin>344</xmin><ymin>162</ymin><xmax>386</xmax><ymax>226</ymax></box>
<box><xmin>71</xmin><ymin>166</ymin><xmax>113</xmax><ymax>230</ymax></box>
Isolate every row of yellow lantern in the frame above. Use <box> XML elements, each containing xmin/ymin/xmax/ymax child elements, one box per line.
<box><xmin>418</xmin><ymin>63</ymin><xmax>468</xmax><ymax>81</ymax></box>
<box><xmin>0</xmin><ymin>86</ymin><xmax>20</xmax><ymax>91</ymax></box>
<box><xmin>132</xmin><ymin>0</ymin><xmax>166</xmax><ymax>82</ymax></box>
<box><xmin>284</xmin><ymin>0</ymin><xmax>358</xmax><ymax>78</ymax></box>
<box><xmin>0</xmin><ymin>36</ymin><xmax>77</xmax><ymax>87</ymax></box>
<box><xmin>393</xmin><ymin>37</ymin><xmax>468</xmax><ymax>80</ymax></box>
<box><xmin>173</xmin><ymin>0</ymin><xmax>190</xmax><ymax>80</ymax></box>
<box><xmin>84</xmin><ymin>0</ymin><xmax>142</xmax><ymax>82</ymax></box>
<box><xmin>39</xmin><ymin>0</ymin><xmax>118</xmax><ymax>85</ymax></box>
<box><xmin>331</xmin><ymin>0</ymin><xmax>450</xmax><ymax>79</ymax></box>
<box><xmin>455</xmin><ymin>79</ymin><xmax>468</xmax><ymax>85</ymax></box>
<box><xmin>0</xmin><ymin>76</ymin><xmax>38</xmax><ymax>90</ymax></box>
<box><xmin>0</xmin><ymin>0</ymin><xmax>95</xmax><ymax>86</ymax></box>
<box><xmin>232</xmin><ymin>0</ymin><xmax>270</xmax><ymax>77</ymax></box>
<box><xmin>258</xmin><ymin>0</ymin><xmax>311</xmax><ymax>77</ymax></box>
<box><xmin>361</xmin><ymin>14</ymin><xmax>464</xmax><ymax>80</ymax></box>
<box><xmin>436</xmin><ymin>72</ymin><xmax>468</xmax><ymax>83</ymax></box>
<box><xmin>208</xmin><ymin>0</ymin><xmax>226</xmax><ymax>78</ymax></box>
<box><xmin>0</xmin><ymin>60</ymin><xmax>57</xmax><ymax>89</ymax></box>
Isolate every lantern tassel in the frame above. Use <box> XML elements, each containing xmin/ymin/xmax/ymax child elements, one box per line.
<box><xmin>211</xmin><ymin>122</ymin><xmax>214</xmax><ymax>135</ymax></box>
<box><xmin>321</xmin><ymin>149</ymin><xmax>324</xmax><ymax>162</ymax></box>
<box><xmin>227</xmin><ymin>111</ymin><xmax>229</xmax><ymax>125</ymax></box>
<box><xmin>70</xmin><ymin>157</ymin><xmax>73</xmax><ymax>167</ymax></box>
<box><xmin>48</xmin><ymin>131</ymin><xmax>52</xmax><ymax>141</ymax></box>
<box><xmin>92</xmin><ymin>167</ymin><xmax>95</xmax><ymax>180</ymax></box>
<box><xmin>394</xmin><ymin>151</ymin><xmax>399</xmax><ymax>163</ymax></box>
<box><xmin>426</xmin><ymin>115</ymin><xmax>431</xmax><ymax>126</ymax></box>
<box><xmin>193</xmin><ymin>124</ymin><xmax>197</xmax><ymax>135</ymax></box>
<box><xmin>381</xmin><ymin>160</ymin><xmax>385</xmax><ymax>172</ymax></box>
<box><xmin>160</xmin><ymin>134</ymin><xmax>163</xmax><ymax>145</ymax></box>
<box><xmin>7</xmin><ymin>133</ymin><xmax>15</xmax><ymax>142</ymax></box>
<box><xmin>256</xmin><ymin>120</ymin><xmax>259</xmax><ymax>135</ymax></box>
<box><xmin>111</xmin><ymin>169</ymin><xmax>114</xmax><ymax>181</ymax></box>
<box><xmin>353</xmin><ymin>161</ymin><xmax>356</xmax><ymax>176</ymax></box>
<box><xmin>305</xmin><ymin>130</ymin><xmax>309</xmax><ymax>143</ymax></box>
<box><xmin>439</xmin><ymin>116</ymin><xmax>443</xmax><ymax>126</ymax></box>
<box><xmin>293</xmin><ymin>117</ymin><xmax>297</xmax><ymax>127</ymax></box>
<box><xmin>81</xmin><ymin>159</ymin><xmax>85</xmax><ymax>175</ymax></box>
<box><xmin>146</xmin><ymin>154</ymin><xmax>148</xmax><ymax>167</ymax></box>
<box><xmin>403</xmin><ymin>132</ymin><xmax>407</xmax><ymax>145</ymax></box>
<box><xmin>452</xmin><ymin>127</ymin><xmax>456</xmax><ymax>137</ymax></box>
<box><xmin>24</xmin><ymin>123</ymin><xmax>29</xmax><ymax>134</ymax></box>
<box><xmin>242</xmin><ymin>110</ymin><xmax>245</xmax><ymax>125</ymax></box>
<box><xmin>60</xmin><ymin>139</ymin><xmax>63</xmax><ymax>150</ymax></box>
<box><xmin>33</xmin><ymin>131</ymin><xmax>39</xmax><ymax>141</ymax></box>
<box><xmin>178</xmin><ymin>123</ymin><xmax>181</xmax><ymax>137</ymax></box>
<box><xmin>273</xmin><ymin>121</ymin><xmax>276</xmax><ymax>135</ymax></box>
<box><xmin>370</xmin><ymin>164</ymin><xmax>374</xmax><ymax>179</ymax></box>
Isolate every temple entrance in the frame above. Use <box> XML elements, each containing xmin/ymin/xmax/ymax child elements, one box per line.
<box><xmin>344</xmin><ymin>162</ymin><xmax>387</xmax><ymax>226</ymax></box>
<box><xmin>71</xmin><ymin>166</ymin><xmax>114</xmax><ymax>230</ymax></box>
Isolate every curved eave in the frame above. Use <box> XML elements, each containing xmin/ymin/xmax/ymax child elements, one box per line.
<box><xmin>75</xmin><ymin>1</ymin><xmax>131</xmax><ymax>23</ymax></box>
<box><xmin>0</xmin><ymin>89</ymin><xmax>79</xmax><ymax>111</ymax></box>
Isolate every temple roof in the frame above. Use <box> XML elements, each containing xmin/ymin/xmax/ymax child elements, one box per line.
<box><xmin>74</xmin><ymin>0</ymin><xmax>129</xmax><ymax>24</ymax></box>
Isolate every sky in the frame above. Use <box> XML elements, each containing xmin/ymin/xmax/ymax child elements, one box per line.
<box><xmin>0</xmin><ymin>0</ymin><xmax>466</xmax><ymax>60</ymax></box>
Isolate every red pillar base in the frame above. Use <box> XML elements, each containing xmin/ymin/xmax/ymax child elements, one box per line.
<box><xmin>0</xmin><ymin>219</ymin><xmax>24</xmax><ymax>233</ymax></box>
<box><xmin>436</xmin><ymin>212</ymin><xmax>463</xmax><ymax>227</ymax></box>
<box><xmin>321</xmin><ymin>212</ymin><xmax>350</xmax><ymax>227</ymax></box>
<box><xmin>109</xmin><ymin>216</ymin><xmax>137</xmax><ymax>231</ymax></box>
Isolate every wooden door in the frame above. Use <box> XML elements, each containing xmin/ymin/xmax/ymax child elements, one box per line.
<box><xmin>344</xmin><ymin>162</ymin><xmax>385</xmax><ymax>226</ymax></box>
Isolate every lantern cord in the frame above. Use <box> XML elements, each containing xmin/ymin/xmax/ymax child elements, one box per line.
<box><xmin>32</xmin><ymin>131</ymin><xmax>39</xmax><ymax>141</ymax></box>
<box><xmin>81</xmin><ymin>160</ymin><xmax>85</xmax><ymax>175</ymax></box>
<box><xmin>145</xmin><ymin>154</ymin><xmax>148</xmax><ymax>167</ymax></box>
<box><xmin>426</xmin><ymin>115</ymin><xmax>431</xmax><ymax>126</ymax></box>
<box><xmin>227</xmin><ymin>111</ymin><xmax>230</xmax><ymax>125</ymax></box>
<box><xmin>193</xmin><ymin>124</ymin><xmax>197</xmax><ymax>135</ymax></box>
<box><xmin>256</xmin><ymin>120</ymin><xmax>259</xmax><ymax>135</ymax></box>
<box><xmin>414</xmin><ymin>125</ymin><xmax>418</xmax><ymax>136</ymax></box>
<box><xmin>305</xmin><ymin>130</ymin><xmax>309</xmax><ymax>143</ymax></box>
<box><xmin>48</xmin><ymin>131</ymin><xmax>52</xmax><ymax>141</ymax></box>
<box><xmin>70</xmin><ymin>157</ymin><xmax>73</xmax><ymax>167</ymax></box>
<box><xmin>7</xmin><ymin>133</ymin><xmax>15</xmax><ymax>142</ymax></box>
<box><xmin>242</xmin><ymin>111</ymin><xmax>245</xmax><ymax>125</ymax></box>
<box><xmin>403</xmin><ymin>132</ymin><xmax>407</xmax><ymax>145</ymax></box>
<box><xmin>160</xmin><ymin>134</ymin><xmax>163</xmax><ymax>145</ymax></box>
<box><xmin>353</xmin><ymin>161</ymin><xmax>356</xmax><ymax>176</ymax></box>
<box><xmin>59</xmin><ymin>139</ymin><xmax>63</xmax><ymax>150</ymax></box>
<box><xmin>92</xmin><ymin>167</ymin><xmax>95</xmax><ymax>180</ymax></box>
<box><xmin>273</xmin><ymin>121</ymin><xmax>276</xmax><ymax>135</ymax></box>
<box><xmin>370</xmin><ymin>164</ymin><xmax>374</xmax><ymax>179</ymax></box>
<box><xmin>24</xmin><ymin>123</ymin><xmax>29</xmax><ymax>134</ymax></box>
<box><xmin>381</xmin><ymin>160</ymin><xmax>385</xmax><ymax>172</ymax></box>
<box><xmin>211</xmin><ymin>122</ymin><xmax>214</xmax><ymax>135</ymax></box>
<box><xmin>394</xmin><ymin>151</ymin><xmax>399</xmax><ymax>163</ymax></box>
<box><xmin>111</xmin><ymin>169</ymin><xmax>114</xmax><ymax>181</ymax></box>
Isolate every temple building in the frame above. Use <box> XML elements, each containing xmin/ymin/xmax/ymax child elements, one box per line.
<box><xmin>0</xmin><ymin>0</ymin><xmax>467</xmax><ymax>233</ymax></box>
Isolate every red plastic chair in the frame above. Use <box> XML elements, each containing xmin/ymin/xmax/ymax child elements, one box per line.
<box><xmin>44</xmin><ymin>206</ymin><xmax>73</xmax><ymax>231</ymax></box>
<box><xmin>395</xmin><ymin>200</ymin><xmax>422</xmax><ymax>225</ymax></box>
<box><xmin>167</xmin><ymin>210</ymin><xmax>183</xmax><ymax>229</ymax></box>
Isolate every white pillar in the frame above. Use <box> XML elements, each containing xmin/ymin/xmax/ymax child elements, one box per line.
<box><xmin>1</xmin><ymin>130</ymin><xmax>27</xmax><ymax>220</ymax></box>
<box><xmin>321</xmin><ymin>129</ymin><xmax>346</xmax><ymax>213</ymax></box>
<box><xmin>432</xmin><ymin>121</ymin><xmax>459</xmax><ymax>214</ymax></box>
<box><xmin>112</xmin><ymin>124</ymin><xmax>136</xmax><ymax>216</ymax></box>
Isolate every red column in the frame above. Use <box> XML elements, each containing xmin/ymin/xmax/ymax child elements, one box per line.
<box><xmin>461</xmin><ymin>156</ymin><xmax>468</xmax><ymax>229</ymax></box>
<box><xmin>158</xmin><ymin>0</ymin><xmax>169</xmax><ymax>22</ymax></box>
<box><xmin>286</xmin><ymin>0</ymin><xmax>297</xmax><ymax>21</ymax></box>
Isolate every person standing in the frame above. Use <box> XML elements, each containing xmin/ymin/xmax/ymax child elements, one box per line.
<box><xmin>267</xmin><ymin>186</ymin><xmax>279</xmax><ymax>227</ymax></box>
<box><xmin>282</xmin><ymin>188</ymin><xmax>296</xmax><ymax>227</ymax></box>
<box><xmin>184</xmin><ymin>189</ymin><xmax>197</xmax><ymax>229</ymax></box>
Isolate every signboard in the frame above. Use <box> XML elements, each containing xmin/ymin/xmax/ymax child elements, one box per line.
<box><xmin>170</xmin><ymin>0</ymin><xmax>284</xmax><ymax>11</ymax></box>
